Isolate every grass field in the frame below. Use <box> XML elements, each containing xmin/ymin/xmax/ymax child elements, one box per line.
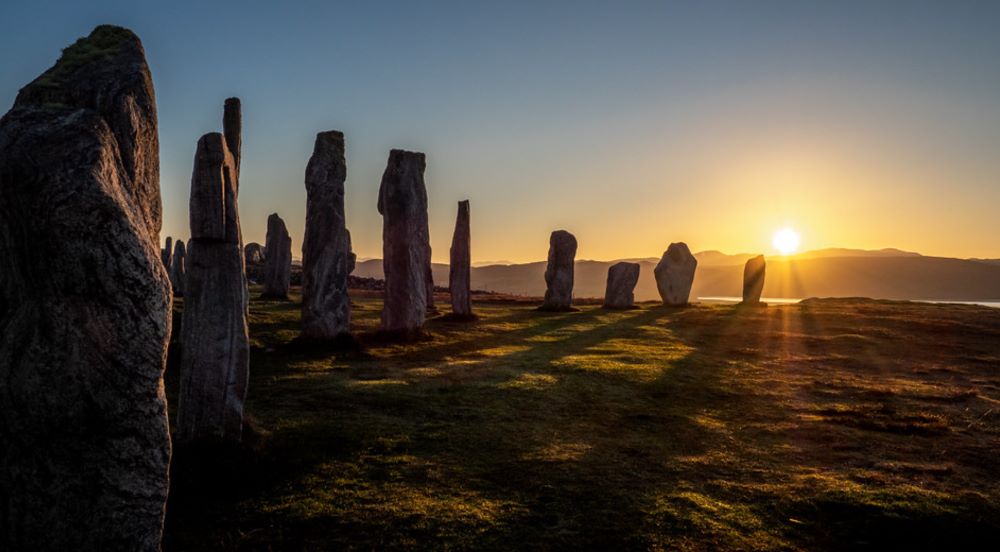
<box><xmin>163</xmin><ymin>290</ymin><xmax>1000</xmax><ymax>550</ymax></box>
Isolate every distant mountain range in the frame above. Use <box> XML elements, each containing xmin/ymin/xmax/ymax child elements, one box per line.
<box><xmin>351</xmin><ymin>248</ymin><xmax>1000</xmax><ymax>302</ymax></box>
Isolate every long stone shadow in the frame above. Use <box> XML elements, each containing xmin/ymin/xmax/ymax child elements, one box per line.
<box><xmin>168</xmin><ymin>305</ymin><xmax>746</xmax><ymax>549</ymax></box>
<box><xmin>166</xmin><ymin>301</ymin><xmax>1000</xmax><ymax>549</ymax></box>
<box><xmin>165</xmin><ymin>305</ymin><xmax>705</xmax><ymax>548</ymax></box>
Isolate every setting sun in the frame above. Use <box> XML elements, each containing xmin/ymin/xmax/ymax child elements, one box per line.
<box><xmin>772</xmin><ymin>227</ymin><xmax>801</xmax><ymax>255</ymax></box>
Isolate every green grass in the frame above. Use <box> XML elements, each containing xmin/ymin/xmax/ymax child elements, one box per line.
<box><xmin>163</xmin><ymin>291</ymin><xmax>1000</xmax><ymax>550</ymax></box>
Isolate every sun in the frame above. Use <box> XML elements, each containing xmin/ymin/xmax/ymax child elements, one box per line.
<box><xmin>772</xmin><ymin>227</ymin><xmax>801</xmax><ymax>255</ymax></box>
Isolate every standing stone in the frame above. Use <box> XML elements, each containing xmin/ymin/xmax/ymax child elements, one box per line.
<box><xmin>426</xmin><ymin>261</ymin><xmax>437</xmax><ymax>312</ymax></box>
<box><xmin>0</xmin><ymin>25</ymin><xmax>170</xmax><ymax>550</ymax></box>
<box><xmin>377</xmin><ymin>149</ymin><xmax>430</xmax><ymax>334</ymax></box>
<box><xmin>171</xmin><ymin>239</ymin><xmax>186</xmax><ymax>297</ymax></box>
<box><xmin>449</xmin><ymin>200</ymin><xmax>473</xmax><ymax>317</ymax></box>
<box><xmin>742</xmin><ymin>255</ymin><xmax>766</xmax><ymax>304</ymax></box>
<box><xmin>245</xmin><ymin>242</ymin><xmax>265</xmax><ymax>265</ymax></box>
<box><xmin>162</xmin><ymin>235</ymin><xmax>173</xmax><ymax>269</ymax></box>
<box><xmin>653</xmin><ymin>242</ymin><xmax>698</xmax><ymax>306</ymax></box>
<box><xmin>539</xmin><ymin>230</ymin><xmax>577</xmax><ymax>311</ymax></box>
<box><xmin>177</xmin><ymin>105</ymin><xmax>250</xmax><ymax>444</ymax></box>
<box><xmin>262</xmin><ymin>213</ymin><xmax>292</xmax><ymax>299</ymax></box>
<box><xmin>302</xmin><ymin>131</ymin><xmax>355</xmax><ymax>339</ymax></box>
<box><xmin>223</xmin><ymin>97</ymin><xmax>241</xmax><ymax>175</ymax></box>
<box><xmin>603</xmin><ymin>262</ymin><xmax>640</xmax><ymax>309</ymax></box>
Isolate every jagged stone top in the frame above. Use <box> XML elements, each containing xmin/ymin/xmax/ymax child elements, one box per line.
<box><xmin>306</xmin><ymin>130</ymin><xmax>347</xmax><ymax>186</ymax></box>
<box><xmin>378</xmin><ymin>149</ymin><xmax>427</xmax><ymax>216</ymax></box>
<box><xmin>16</xmin><ymin>25</ymin><xmax>151</xmax><ymax>111</ymax></box>
<box><xmin>2</xmin><ymin>24</ymin><xmax>161</xmax><ymax>239</ymax></box>
<box><xmin>313</xmin><ymin>130</ymin><xmax>345</xmax><ymax>158</ymax></box>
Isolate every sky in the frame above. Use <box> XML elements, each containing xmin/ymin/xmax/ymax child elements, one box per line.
<box><xmin>2</xmin><ymin>0</ymin><xmax>999</xmax><ymax>262</ymax></box>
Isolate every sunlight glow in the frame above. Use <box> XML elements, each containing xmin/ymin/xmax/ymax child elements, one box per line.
<box><xmin>772</xmin><ymin>228</ymin><xmax>801</xmax><ymax>255</ymax></box>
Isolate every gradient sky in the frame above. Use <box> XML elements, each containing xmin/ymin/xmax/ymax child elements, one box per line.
<box><xmin>3</xmin><ymin>1</ymin><xmax>999</xmax><ymax>262</ymax></box>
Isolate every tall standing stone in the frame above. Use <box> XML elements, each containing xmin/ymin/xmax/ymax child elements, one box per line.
<box><xmin>449</xmin><ymin>200</ymin><xmax>472</xmax><ymax>317</ymax></box>
<box><xmin>539</xmin><ymin>230</ymin><xmax>577</xmax><ymax>311</ymax></box>
<box><xmin>377</xmin><ymin>149</ymin><xmax>430</xmax><ymax>334</ymax></box>
<box><xmin>653</xmin><ymin>242</ymin><xmax>698</xmax><ymax>306</ymax></box>
<box><xmin>162</xmin><ymin>235</ymin><xmax>173</xmax><ymax>269</ymax></box>
<box><xmin>171</xmin><ymin>239</ymin><xmax>186</xmax><ymax>297</ymax></box>
<box><xmin>742</xmin><ymin>255</ymin><xmax>766</xmax><ymax>305</ymax></box>
<box><xmin>603</xmin><ymin>262</ymin><xmax>640</xmax><ymax>309</ymax></box>
<box><xmin>0</xmin><ymin>26</ymin><xmax>170</xmax><ymax>550</ymax></box>
<box><xmin>262</xmin><ymin>213</ymin><xmax>292</xmax><ymax>299</ymax></box>
<box><xmin>177</xmin><ymin>103</ymin><xmax>249</xmax><ymax>444</ymax></box>
<box><xmin>426</xmin><ymin>261</ymin><xmax>437</xmax><ymax>312</ymax></box>
<box><xmin>302</xmin><ymin>131</ymin><xmax>355</xmax><ymax>339</ymax></box>
<box><xmin>223</xmin><ymin>97</ymin><xmax>241</xmax><ymax>176</ymax></box>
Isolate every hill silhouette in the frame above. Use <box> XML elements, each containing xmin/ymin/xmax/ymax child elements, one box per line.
<box><xmin>352</xmin><ymin>249</ymin><xmax>1000</xmax><ymax>301</ymax></box>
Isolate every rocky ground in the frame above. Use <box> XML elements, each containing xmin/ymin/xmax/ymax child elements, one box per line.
<box><xmin>163</xmin><ymin>291</ymin><xmax>1000</xmax><ymax>550</ymax></box>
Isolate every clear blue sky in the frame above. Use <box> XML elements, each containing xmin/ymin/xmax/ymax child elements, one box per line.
<box><xmin>3</xmin><ymin>1</ymin><xmax>999</xmax><ymax>261</ymax></box>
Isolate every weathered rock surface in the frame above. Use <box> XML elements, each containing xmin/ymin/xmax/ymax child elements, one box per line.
<box><xmin>742</xmin><ymin>255</ymin><xmax>766</xmax><ymax>304</ymax></box>
<box><xmin>177</xmin><ymin>109</ymin><xmax>249</xmax><ymax>444</ymax></box>
<box><xmin>653</xmin><ymin>242</ymin><xmax>698</xmax><ymax>306</ymax></box>
<box><xmin>377</xmin><ymin>149</ymin><xmax>430</xmax><ymax>334</ymax></box>
<box><xmin>171</xmin><ymin>239</ymin><xmax>186</xmax><ymax>296</ymax></box>
<box><xmin>449</xmin><ymin>200</ymin><xmax>472</xmax><ymax>317</ymax></box>
<box><xmin>262</xmin><ymin>213</ymin><xmax>291</xmax><ymax>299</ymax></box>
<box><xmin>245</xmin><ymin>242</ymin><xmax>265</xmax><ymax>265</ymax></box>
<box><xmin>426</xmin><ymin>260</ymin><xmax>437</xmax><ymax>312</ymax></box>
<box><xmin>540</xmin><ymin>230</ymin><xmax>577</xmax><ymax>311</ymax></box>
<box><xmin>302</xmin><ymin>131</ymin><xmax>355</xmax><ymax>339</ymax></box>
<box><xmin>604</xmin><ymin>261</ymin><xmax>640</xmax><ymax>309</ymax></box>
<box><xmin>224</xmin><ymin>97</ymin><xmax>241</xmax><ymax>175</ymax></box>
<box><xmin>0</xmin><ymin>25</ymin><xmax>171</xmax><ymax>550</ymax></box>
<box><xmin>162</xmin><ymin>235</ymin><xmax>173</xmax><ymax>269</ymax></box>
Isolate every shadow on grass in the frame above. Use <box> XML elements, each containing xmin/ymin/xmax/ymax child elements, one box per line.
<box><xmin>163</xmin><ymin>299</ymin><xmax>1000</xmax><ymax>550</ymax></box>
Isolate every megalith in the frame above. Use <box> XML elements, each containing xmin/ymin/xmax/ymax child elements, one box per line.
<box><xmin>262</xmin><ymin>213</ymin><xmax>292</xmax><ymax>299</ymax></box>
<box><xmin>177</xmin><ymin>102</ymin><xmax>250</xmax><ymax>444</ymax></box>
<box><xmin>171</xmin><ymin>239</ymin><xmax>186</xmax><ymax>296</ymax></box>
<box><xmin>245</xmin><ymin>242</ymin><xmax>265</xmax><ymax>265</ymax></box>
<box><xmin>539</xmin><ymin>230</ymin><xmax>577</xmax><ymax>311</ymax></box>
<box><xmin>742</xmin><ymin>255</ymin><xmax>766</xmax><ymax>305</ymax></box>
<box><xmin>302</xmin><ymin>131</ymin><xmax>356</xmax><ymax>339</ymax></box>
<box><xmin>604</xmin><ymin>261</ymin><xmax>640</xmax><ymax>309</ymax></box>
<box><xmin>449</xmin><ymin>200</ymin><xmax>473</xmax><ymax>317</ymax></box>
<box><xmin>653</xmin><ymin>242</ymin><xmax>698</xmax><ymax>306</ymax></box>
<box><xmin>377</xmin><ymin>149</ymin><xmax>430</xmax><ymax>334</ymax></box>
<box><xmin>162</xmin><ymin>235</ymin><xmax>173</xmax><ymax>269</ymax></box>
<box><xmin>0</xmin><ymin>25</ymin><xmax>171</xmax><ymax>550</ymax></box>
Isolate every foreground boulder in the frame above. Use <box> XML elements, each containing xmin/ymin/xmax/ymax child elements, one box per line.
<box><xmin>653</xmin><ymin>242</ymin><xmax>698</xmax><ymax>306</ymax></box>
<box><xmin>449</xmin><ymin>200</ymin><xmax>473</xmax><ymax>317</ymax></box>
<box><xmin>604</xmin><ymin>261</ymin><xmax>640</xmax><ymax>309</ymax></box>
<box><xmin>262</xmin><ymin>213</ymin><xmax>292</xmax><ymax>299</ymax></box>
<box><xmin>171</xmin><ymin>239</ymin><xmax>186</xmax><ymax>296</ymax></box>
<box><xmin>0</xmin><ymin>25</ymin><xmax>170</xmax><ymax>550</ymax></box>
<box><xmin>302</xmin><ymin>131</ymin><xmax>355</xmax><ymax>339</ymax></box>
<box><xmin>378</xmin><ymin>149</ymin><xmax>430</xmax><ymax>334</ymax></box>
<box><xmin>177</xmin><ymin>105</ymin><xmax>250</xmax><ymax>444</ymax></box>
<box><xmin>742</xmin><ymin>255</ymin><xmax>766</xmax><ymax>304</ymax></box>
<box><xmin>540</xmin><ymin>230</ymin><xmax>577</xmax><ymax>311</ymax></box>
